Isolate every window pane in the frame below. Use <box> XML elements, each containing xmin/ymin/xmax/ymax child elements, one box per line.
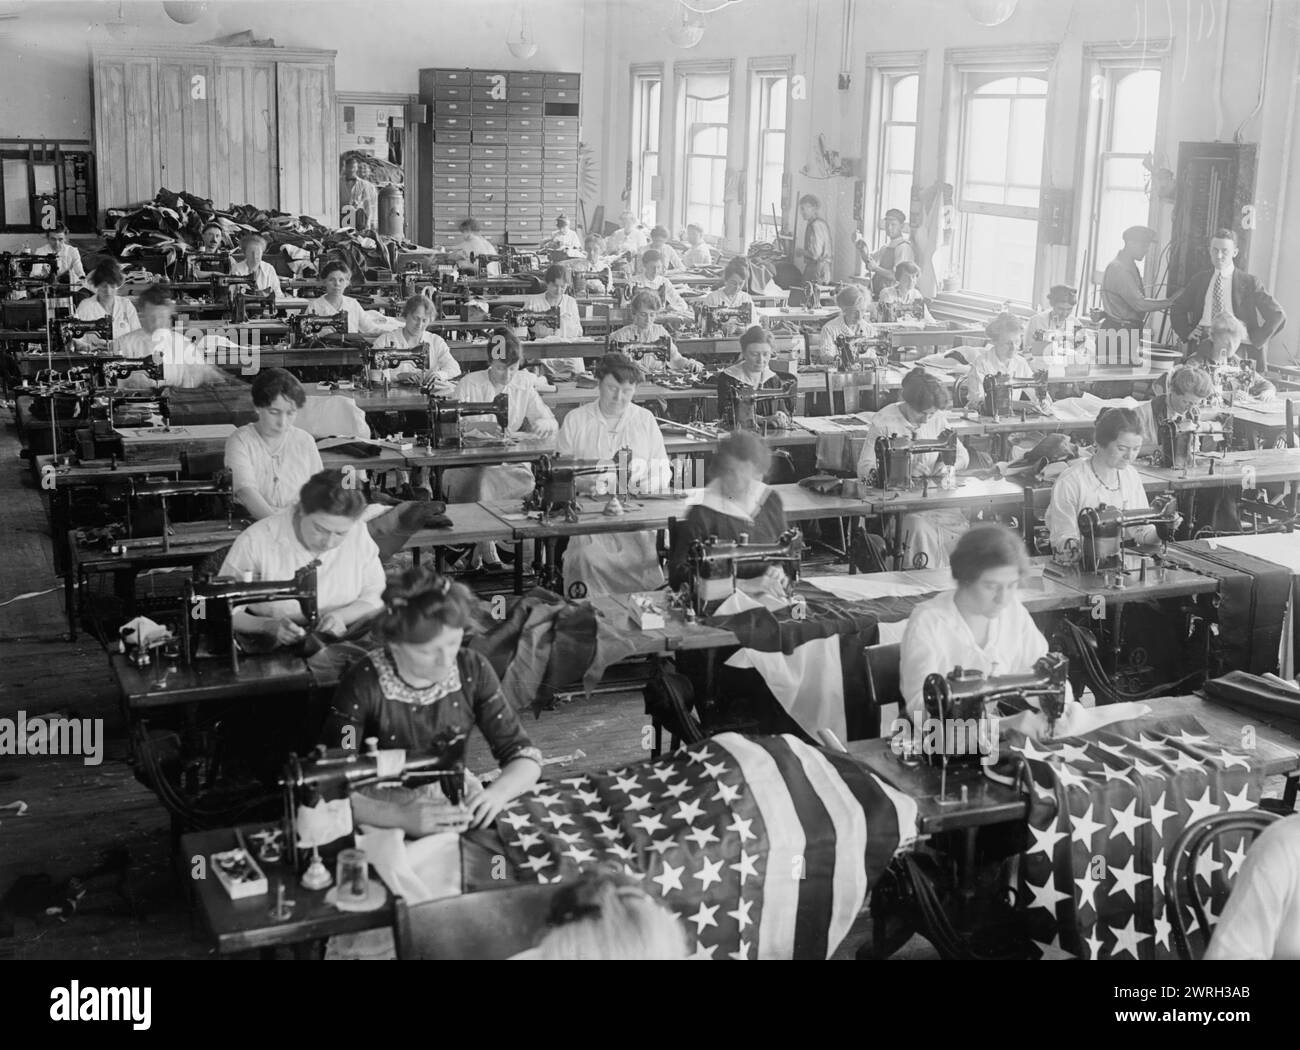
<box><xmin>884</xmin><ymin>125</ymin><xmax>915</xmax><ymax>177</ymax></box>
<box><xmin>961</xmin><ymin>213</ymin><xmax>1038</xmax><ymax>302</ymax></box>
<box><xmin>1008</xmin><ymin>98</ymin><xmax>1045</xmax><ymax>187</ymax></box>
<box><xmin>3</xmin><ymin>159</ymin><xmax>30</xmax><ymax>226</ymax></box>
<box><xmin>33</xmin><ymin>163</ymin><xmax>57</xmax><ymax>197</ymax></box>
<box><xmin>965</xmin><ymin>98</ymin><xmax>1010</xmax><ymax>184</ymax></box>
<box><xmin>883</xmin><ymin>174</ymin><xmax>912</xmax><ymax>219</ymax></box>
<box><xmin>890</xmin><ymin>74</ymin><xmax>919</xmax><ymax>122</ymax></box>
<box><xmin>639</xmin><ymin>152</ymin><xmax>659</xmax><ymax>226</ymax></box>
<box><xmin>1111</xmin><ymin>69</ymin><xmax>1160</xmax><ymax>153</ymax></box>
<box><xmin>690</xmin><ymin>126</ymin><xmax>723</xmax><ymax>155</ymax></box>
<box><xmin>767</xmin><ymin>77</ymin><xmax>787</xmax><ymax>127</ymax></box>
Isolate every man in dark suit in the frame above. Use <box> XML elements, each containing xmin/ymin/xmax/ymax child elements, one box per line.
<box><xmin>1170</xmin><ymin>228</ymin><xmax>1286</xmax><ymax>367</ymax></box>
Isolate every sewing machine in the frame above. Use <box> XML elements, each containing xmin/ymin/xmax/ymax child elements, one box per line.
<box><xmin>524</xmin><ymin>451</ymin><xmax>632</xmax><ymax>523</ymax></box>
<box><xmin>979</xmin><ymin>371</ymin><xmax>1050</xmax><ymax>420</ymax></box>
<box><xmin>618</xmin><ymin>337</ymin><xmax>673</xmax><ymax>374</ymax></box>
<box><xmin>55</xmin><ymin>316</ymin><xmax>113</xmax><ymax>351</ymax></box>
<box><xmin>180</xmin><ymin>561</ymin><xmax>319</xmax><ymax>674</ymax></box>
<box><xmin>1155</xmin><ymin>410</ymin><xmax>1233</xmax><ymax>470</ymax></box>
<box><xmin>694</xmin><ymin>301</ymin><xmax>753</xmax><ymax>338</ymax></box>
<box><xmin>1</xmin><ymin>252</ymin><xmax>55</xmax><ymax>295</ymax></box>
<box><xmin>501</xmin><ymin>305</ymin><xmax>561</xmax><ymax>337</ymax></box>
<box><xmin>872</xmin><ymin>430</ymin><xmax>959</xmax><ymax>490</ymax></box>
<box><xmin>94</xmin><ymin>355</ymin><xmax>164</xmax><ymax>387</ymax></box>
<box><xmin>363</xmin><ymin>346</ymin><xmax>429</xmax><ymax>395</ymax></box>
<box><xmin>187</xmin><ymin>250</ymin><xmax>230</xmax><ymax>278</ymax></box>
<box><xmin>498</xmin><ymin>245</ymin><xmax>543</xmax><ymax>274</ymax></box>
<box><xmin>281</xmin><ymin>732</ymin><xmax>468</xmax><ymax>872</ymax></box>
<box><xmin>834</xmin><ymin>334</ymin><xmax>892</xmax><ymax>372</ymax></box>
<box><xmin>721</xmin><ymin>375</ymin><xmax>799</xmax><ymax>433</ymax></box>
<box><xmin>91</xmin><ymin>386</ymin><xmax>169</xmax><ymax>437</ymax></box>
<box><xmin>685</xmin><ymin>529</ymin><xmax>804</xmax><ymax>616</ymax></box>
<box><xmin>112</xmin><ymin>475</ymin><xmax>235</xmax><ymax>553</ymax></box>
<box><xmin>426</xmin><ymin>393</ymin><xmax>510</xmax><ymax>449</ymax></box>
<box><xmin>1076</xmin><ymin>493</ymin><xmax>1180</xmax><ymax>576</ymax></box>
<box><xmin>397</xmin><ymin>265</ymin><xmax>436</xmax><ymax>299</ymax></box>
<box><xmin>920</xmin><ymin>653</ymin><xmax>1070</xmax><ymax>768</ymax></box>
<box><xmin>213</xmin><ymin>275</ymin><xmax>277</xmax><ymax>323</ymax></box>
<box><xmin>1238</xmin><ymin>487</ymin><xmax>1300</xmax><ymax>533</ymax></box>
<box><xmin>876</xmin><ymin>298</ymin><xmax>928</xmax><ymax>324</ymax></box>
<box><xmin>289</xmin><ymin>311</ymin><xmax>350</xmax><ymax>347</ymax></box>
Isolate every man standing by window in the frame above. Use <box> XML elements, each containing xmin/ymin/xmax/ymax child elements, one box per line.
<box><xmin>796</xmin><ymin>194</ymin><xmax>832</xmax><ymax>285</ymax></box>
<box><xmin>1099</xmin><ymin>225</ymin><xmax>1174</xmax><ymax>365</ymax></box>
<box><xmin>1170</xmin><ymin>228</ymin><xmax>1286</xmax><ymax>369</ymax></box>
<box><xmin>856</xmin><ymin>207</ymin><xmax>913</xmax><ymax>298</ymax></box>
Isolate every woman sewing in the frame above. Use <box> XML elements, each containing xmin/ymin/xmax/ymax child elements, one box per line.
<box><xmin>371</xmin><ymin>293</ymin><xmax>460</xmax><ymax>392</ymax></box>
<box><xmin>715</xmin><ymin>326</ymin><xmax>793</xmax><ymax>430</ymax></box>
<box><xmin>1188</xmin><ymin>312</ymin><xmax>1277</xmax><ymax>402</ymax></box>
<box><xmin>857</xmin><ymin>368</ymin><xmax>970</xmax><ymax>569</ymax></box>
<box><xmin>304</xmin><ymin>259</ymin><xmax>385</xmax><ymax>336</ymax></box>
<box><xmin>609</xmin><ymin>290</ymin><xmax>703</xmax><ymax>375</ymax></box>
<box><xmin>877</xmin><ymin>261</ymin><xmax>934</xmax><ymax>321</ymax></box>
<box><xmin>667</xmin><ymin>430</ymin><xmax>788</xmax><ymax>592</ymax></box>
<box><xmin>521</xmin><ymin>263</ymin><xmax>585</xmax><ymax>374</ymax></box>
<box><xmin>1134</xmin><ymin>366</ymin><xmax>1215</xmax><ymax>455</ymax></box>
<box><xmin>217</xmin><ymin>469</ymin><xmax>386</xmax><ymax>649</ymax></box>
<box><xmin>74</xmin><ymin>259</ymin><xmax>140</xmax><ymax>343</ymax></box>
<box><xmin>557</xmin><ymin>352</ymin><xmax>673</xmax><ymax>596</ymax></box>
<box><xmin>443</xmin><ymin>330</ymin><xmax>559</xmax><ymax>572</ymax></box>
<box><xmin>540</xmin><ymin>213</ymin><xmax>584</xmax><ymax>254</ymax></box>
<box><xmin>1044</xmin><ymin>407</ymin><xmax>1159</xmax><ymax>552</ymax></box>
<box><xmin>899</xmin><ymin>524</ymin><xmax>1051</xmax><ymax>715</ymax></box>
<box><xmin>225</xmin><ymin>368</ymin><xmax>324</xmax><ymax>521</ymax></box>
<box><xmin>228</xmin><ymin>230</ymin><xmax>285</xmax><ymax>297</ymax></box>
<box><xmin>960</xmin><ymin>311</ymin><xmax>1036</xmax><ymax>409</ymax></box>
<box><xmin>818</xmin><ymin>285</ymin><xmax>877</xmax><ymax>365</ymax></box>
<box><xmin>626</xmin><ymin>249</ymin><xmax>689</xmax><ymax>316</ymax></box>
<box><xmin>575</xmin><ymin>234</ymin><xmax>614</xmax><ymax>295</ymax></box>
<box><xmin>701</xmin><ymin>257</ymin><xmax>753</xmax><ymax>310</ymax></box>
<box><xmin>642</xmin><ymin>226</ymin><xmax>685</xmax><ymax>273</ymax></box>
<box><xmin>323</xmin><ymin>567</ymin><xmax>542</xmax><ymax>835</ymax></box>
<box><xmin>450</xmin><ymin>218</ymin><xmax>500</xmax><ymax>275</ymax></box>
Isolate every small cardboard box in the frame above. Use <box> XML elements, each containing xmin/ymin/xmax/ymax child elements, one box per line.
<box><xmin>629</xmin><ymin>592</ymin><xmax>666</xmax><ymax>630</ymax></box>
<box><xmin>211</xmin><ymin>848</ymin><xmax>269</xmax><ymax>900</ymax></box>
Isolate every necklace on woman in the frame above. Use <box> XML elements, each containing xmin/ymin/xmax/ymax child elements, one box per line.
<box><xmin>1089</xmin><ymin>458</ymin><xmax>1121</xmax><ymax>493</ymax></box>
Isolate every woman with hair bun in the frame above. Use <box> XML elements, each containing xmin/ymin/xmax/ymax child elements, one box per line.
<box><xmin>526</xmin><ymin>867</ymin><xmax>689</xmax><ymax>960</ymax></box>
<box><xmin>324</xmin><ymin>565</ymin><xmax>541</xmax><ymax>833</ymax></box>
<box><xmin>960</xmin><ymin>311</ymin><xmax>1035</xmax><ymax>409</ymax></box>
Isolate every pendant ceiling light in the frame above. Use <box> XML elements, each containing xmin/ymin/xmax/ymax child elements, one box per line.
<box><xmin>507</xmin><ymin>0</ymin><xmax>539</xmax><ymax>59</ymax></box>
<box><xmin>678</xmin><ymin>0</ymin><xmax>743</xmax><ymax>13</ymax></box>
<box><xmin>664</xmin><ymin>0</ymin><xmax>705</xmax><ymax>48</ymax></box>
<box><xmin>966</xmin><ymin>0</ymin><xmax>1018</xmax><ymax>27</ymax></box>
<box><xmin>163</xmin><ymin>1</ymin><xmax>207</xmax><ymax>24</ymax></box>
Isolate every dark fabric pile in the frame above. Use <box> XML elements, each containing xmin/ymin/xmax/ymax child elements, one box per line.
<box><xmin>102</xmin><ymin>186</ymin><xmax>428</xmax><ymax>281</ymax></box>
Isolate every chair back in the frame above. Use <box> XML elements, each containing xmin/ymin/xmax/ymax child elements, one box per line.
<box><xmin>393</xmin><ymin>882</ymin><xmax>563</xmax><ymax>960</ymax></box>
<box><xmin>855</xmin><ymin>641</ymin><xmax>901</xmax><ymax>740</ymax></box>
<box><xmin>1165</xmin><ymin>809</ymin><xmax>1280</xmax><ymax>960</ymax></box>
<box><xmin>1286</xmin><ymin>399</ymin><xmax>1295</xmax><ymax>450</ymax></box>
<box><xmin>1022</xmin><ymin>484</ymin><xmax>1054</xmax><ymax>553</ymax></box>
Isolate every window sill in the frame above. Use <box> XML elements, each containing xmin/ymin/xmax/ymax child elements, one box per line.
<box><xmin>930</xmin><ymin>290</ymin><xmax>1033</xmax><ymax>326</ymax></box>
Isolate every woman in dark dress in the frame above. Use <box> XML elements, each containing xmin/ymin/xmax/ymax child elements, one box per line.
<box><xmin>324</xmin><ymin>567</ymin><xmax>542</xmax><ymax>835</ymax></box>
<box><xmin>715</xmin><ymin>325</ymin><xmax>794</xmax><ymax>430</ymax></box>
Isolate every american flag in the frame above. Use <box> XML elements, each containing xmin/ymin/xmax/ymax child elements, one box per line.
<box><xmin>494</xmin><ymin>733</ymin><xmax>918</xmax><ymax>959</ymax></box>
<box><xmin>1015</xmin><ymin>714</ymin><xmax>1263</xmax><ymax>959</ymax></box>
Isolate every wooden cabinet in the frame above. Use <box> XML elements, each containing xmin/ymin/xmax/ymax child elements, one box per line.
<box><xmin>92</xmin><ymin>45</ymin><xmax>337</xmax><ymax>223</ymax></box>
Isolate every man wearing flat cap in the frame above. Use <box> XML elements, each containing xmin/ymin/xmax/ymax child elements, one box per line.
<box><xmin>856</xmin><ymin>207</ymin><xmax>914</xmax><ymax>297</ymax></box>
<box><xmin>1169</xmin><ymin>227</ymin><xmax>1286</xmax><ymax>369</ymax></box>
<box><xmin>1099</xmin><ymin>225</ymin><xmax>1174</xmax><ymax>364</ymax></box>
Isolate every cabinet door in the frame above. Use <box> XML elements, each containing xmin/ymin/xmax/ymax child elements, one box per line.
<box><xmin>158</xmin><ymin>59</ymin><xmax>216</xmax><ymax>200</ymax></box>
<box><xmin>93</xmin><ymin>55</ymin><xmax>161</xmax><ymax>212</ymax></box>
<box><xmin>212</xmin><ymin>60</ymin><xmax>278</xmax><ymax>211</ymax></box>
<box><xmin>276</xmin><ymin>61</ymin><xmax>338</xmax><ymax>224</ymax></box>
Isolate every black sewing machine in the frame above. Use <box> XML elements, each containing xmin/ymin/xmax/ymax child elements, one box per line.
<box><xmin>921</xmin><ymin>653</ymin><xmax>1070</xmax><ymax>768</ymax></box>
<box><xmin>498</xmin><ymin>245</ymin><xmax>543</xmax><ymax>274</ymax></box>
<box><xmin>872</xmin><ymin>430</ymin><xmax>959</xmax><ymax>490</ymax></box>
<box><xmin>1076</xmin><ymin>493</ymin><xmax>1180</xmax><ymax>576</ymax></box>
<box><xmin>397</xmin><ymin>266</ymin><xmax>435</xmax><ymax>299</ymax></box>
<box><xmin>876</xmin><ymin>298</ymin><xmax>928</xmax><ymax>324</ymax></box>
<box><xmin>524</xmin><ymin>451</ymin><xmax>632</xmax><ymax>523</ymax></box>
<box><xmin>721</xmin><ymin>375</ymin><xmax>798</xmax><ymax>433</ymax></box>
<box><xmin>979</xmin><ymin>371</ymin><xmax>1050</xmax><ymax>420</ymax></box>
<box><xmin>426</xmin><ymin>393</ymin><xmax>510</xmax><ymax>449</ymax></box>
<box><xmin>281</xmin><ymin>732</ymin><xmax>469</xmax><ymax>873</ymax></box>
<box><xmin>1238</xmin><ymin>487</ymin><xmax>1300</xmax><ymax>533</ymax></box>
<box><xmin>112</xmin><ymin>475</ymin><xmax>235</xmax><ymax>552</ymax></box>
<box><xmin>55</xmin><ymin>316</ymin><xmax>114</xmax><ymax>350</ymax></box>
<box><xmin>834</xmin><ymin>333</ymin><xmax>892</xmax><ymax>372</ymax></box>
<box><xmin>187</xmin><ymin>250</ymin><xmax>230</xmax><ymax>278</ymax></box>
<box><xmin>618</xmin><ymin>336</ymin><xmax>673</xmax><ymax>374</ymax></box>
<box><xmin>685</xmin><ymin>529</ymin><xmax>804</xmax><ymax>616</ymax></box>
<box><xmin>91</xmin><ymin>386</ymin><xmax>169</xmax><ymax>438</ymax></box>
<box><xmin>1155</xmin><ymin>410</ymin><xmax>1233</xmax><ymax>470</ymax></box>
<box><xmin>289</xmin><ymin>311</ymin><xmax>350</xmax><ymax>347</ymax></box>
<box><xmin>501</xmin><ymin>305</ymin><xmax>561</xmax><ymax>337</ymax></box>
<box><xmin>215</xmin><ymin>276</ymin><xmax>277</xmax><ymax>322</ymax></box>
<box><xmin>694</xmin><ymin>301</ymin><xmax>753</xmax><ymax>338</ymax></box>
<box><xmin>94</xmin><ymin>355</ymin><xmax>164</xmax><ymax>387</ymax></box>
<box><xmin>363</xmin><ymin>346</ymin><xmax>429</xmax><ymax>394</ymax></box>
<box><xmin>180</xmin><ymin>561</ymin><xmax>319</xmax><ymax>673</ymax></box>
<box><xmin>1</xmin><ymin>252</ymin><xmax>55</xmax><ymax>294</ymax></box>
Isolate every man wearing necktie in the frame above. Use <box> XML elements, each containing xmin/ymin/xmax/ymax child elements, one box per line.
<box><xmin>1170</xmin><ymin>227</ymin><xmax>1286</xmax><ymax>369</ymax></box>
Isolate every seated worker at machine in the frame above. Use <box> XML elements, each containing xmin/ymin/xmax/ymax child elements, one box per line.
<box><xmin>112</xmin><ymin>283</ymin><xmax>225</xmax><ymax>388</ymax></box>
<box><xmin>1134</xmin><ymin>365</ymin><xmax>1215</xmax><ymax>455</ymax></box>
<box><xmin>225</xmin><ymin>367</ymin><xmax>324</xmax><ymax>521</ymax></box>
<box><xmin>556</xmin><ymin>351</ymin><xmax>674</xmax><ymax>596</ymax></box>
<box><xmin>682</xmin><ymin>223</ymin><xmax>713</xmax><ymax>269</ymax></box>
<box><xmin>228</xmin><ymin>230</ymin><xmax>285</xmax><ymax>296</ymax></box>
<box><xmin>817</xmin><ymin>284</ymin><xmax>877</xmax><ymax>365</ymax></box>
<box><xmin>1044</xmin><ymin>407</ymin><xmax>1158</xmax><ymax>552</ymax></box>
<box><xmin>626</xmin><ymin>250</ymin><xmax>689</xmax><ymax>316</ymax></box>
<box><xmin>199</xmin><ymin>222</ymin><xmax>225</xmax><ymax>251</ymax></box>
<box><xmin>36</xmin><ymin>222</ymin><xmax>85</xmax><ymax>285</ymax></box>
<box><xmin>857</xmin><ymin>368</ymin><xmax>971</xmax><ymax>569</ymax></box>
<box><xmin>539</xmin><ymin>213</ymin><xmax>584</xmax><ymax>254</ymax></box>
<box><xmin>323</xmin><ymin>567</ymin><xmax>542</xmax><ymax>835</ymax></box>
<box><xmin>1187</xmin><ymin>311</ymin><xmax>1277</xmax><ymax>402</ymax></box>
<box><xmin>521</xmin><ymin>263</ymin><xmax>585</xmax><ymax>375</ymax></box>
<box><xmin>1026</xmin><ymin>284</ymin><xmax>1092</xmax><ymax>359</ymax></box>
<box><xmin>641</xmin><ymin>226</ymin><xmax>685</xmax><ymax>273</ymax></box>
<box><xmin>449</xmin><ymin>217</ymin><xmax>500</xmax><ymax>275</ymax></box>
<box><xmin>876</xmin><ymin>261</ymin><xmax>933</xmax><ymax>321</ymax></box>
<box><xmin>608</xmin><ymin>290</ymin><xmax>704</xmax><ymax>374</ymax></box>
<box><xmin>701</xmin><ymin>257</ymin><xmax>754</xmax><ymax>310</ymax></box>
<box><xmin>960</xmin><ymin>311</ymin><xmax>1037</xmax><ymax>409</ymax></box>
<box><xmin>303</xmin><ymin>259</ymin><xmax>386</xmax><ymax>336</ymax></box>
<box><xmin>371</xmin><ymin>293</ymin><xmax>460</xmax><ymax>392</ymax></box>
<box><xmin>74</xmin><ymin>259</ymin><xmax>140</xmax><ymax>342</ymax></box>
<box><xmin>1206</xmin><ymin>814</ymin><xmax>1300</xmax><ymax>960</ymax></box>
<box><xmin>667</xmin><ymin>430</ymin><xmax>789</xmax><ymax>594</ymax></box>
<box><xmin>900</xmin><ymin>523</ymin><xmax>1051</xmax><ymax>715</ymax></box>
<box><xmin>443</xmin><ymin>330</ymin><xmax>558</xmax><ymax>572</ymax></box>
<box><xmin>715</xmin><ymin>325</ymin><xmax>793</xmax><ymax>429</ymax></box>
<box><xmin>606</xmin><ymin>210</ymin><xmax>649</xmax><ymax>258</ymax></box>
<box><xmin>217</xmin><ymin>469</ymin><xmax>385</xmax><ymax>650</ymax></box>
<box><xmin>575</xmin><ymin>234</ymin><xmax>614</xmax><ymax>294</ymax></box>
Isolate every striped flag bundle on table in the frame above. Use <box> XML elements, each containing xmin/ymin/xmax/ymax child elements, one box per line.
<box><xmin>494</xmin><ymin>733</ymin><xmax>918</xmax><ymax>959</ymax></box>
<box><xmin>1015</xmin><ymin>715</ymin><xmax>1263</xmax><ymax>960</ymax></box>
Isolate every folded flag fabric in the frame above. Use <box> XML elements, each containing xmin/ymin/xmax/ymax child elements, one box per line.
<box><xmin>493</xmin><ymin>733</ymin><xmax>918</xmax><ymax>959</ymax></box>
<box><xmin>1014</xmin><ymin>713</ymin><xmax>1263</xmax><ymax>959</ymax></box>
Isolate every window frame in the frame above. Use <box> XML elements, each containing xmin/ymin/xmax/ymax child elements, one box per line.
<box><xmin>862</xmin><ymin>53</ymin><xmax>924</xmax><ymax>277</ymax></box>
<box><xmin>0</xmin><ymin>141</ymin><xmax>97</xmax><ymax>235</ymax></box>
<box><xmin>743</xmin><ymin>56</ymin><xmax>793</xmax><ymax>248</ymax></box>
<box><xmin>672</xmin><ymin>59</ymin><xmax>734</xmax><ymax>241</ymax></box>
<box><xmin>629</xmin><ymin>64</ymin><xmax>664</xmax><ymax>230</ymax></box>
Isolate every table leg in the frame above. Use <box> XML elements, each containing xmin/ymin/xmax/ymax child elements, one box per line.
<box><xmin>513</xmin><ymin>539</ymin><xmax>524</xmax><ymax>595</ymax></box>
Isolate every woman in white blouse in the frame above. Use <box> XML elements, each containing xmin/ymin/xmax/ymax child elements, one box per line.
<box><xmin>228</xmin><ymin>230</ymin><xmax>284</xmax><ymax>297</ymax></box>
<box><xmin>899</xmin><ymin>524</ymin><xmax>1050</xmax><ymax>714</ymax></box>
<box><xmin>557</xmin><ymin>352</ymin><xmax>673</xmax><ymax>596</ymax></box>
<box><xmin>681</xmin><ymin>223</ymin><xmax>713</xmax><ymax>269</ymax></box>
<box><xmin>960</xmin><ymin>311</ymin><xmax>1035</xmax><ymax>409</ymax></box>
<box><xmin>304</xmin><ymin>259</ymin><xmax>384</xmax><ymax>336</ymax></box>
<box><xmin>626</xmin><ymin>250</ymin><xmax>689</xmax><ymax>316</ymax></box>
<box><xmin>575</xmin><ymin>234</ymin><xmax>614</xmax><ymax>295</ymax></box>
<box><xmin>609</xmin><ymin>290</ymin><xmax>702</xmax><ymax>375</ymax></box>
<box><xmin>521</xmin><ymin>264</ymin><xmax>585</xmax><ymax>375</ymax></box>
<box><xmin>1044</xmin><ymin>407</ymin><xmax>1159</xmax><ymax>552</ymax></box>
<box><xmin>370</xmin><ymin>293</ymin><xmax>459</xmax><ymax>393</ymax></box>
<box><xmin>1206</xmin><ymin>814</ymin><xmax>1300</xmax><ymax>960</ymax></box>
<box><xmin>74</xmin><ymin>259</ymin><xmax>140</xmax><ymax>344</ymax></box>
<box><xmin>818</xmin><ymin>285</ymin><xmax>877</xmax><ymax>365</ymax></box>
<box><xmin>701</xmin><ymin>257</ymin><xmax>753</xmax><ymax>310</ymax></box>
<box><xmin>540</xmin><ymin>214</ymin><xmax>584</xmax><ymax>254</ymax></box>
<box><xmin>217</xmin><ymin>469</ymin><xmax>385</xmax><ymax>648</ymax></box>
<box><xmin>224</xmin><ymin>368</ymin><xmax>323</xmax><ymax>520</ymax></box>
<box><xmin>857</xmin><ymin>368</ymin><xmax>970</xmax><ymax>570</ymax></box>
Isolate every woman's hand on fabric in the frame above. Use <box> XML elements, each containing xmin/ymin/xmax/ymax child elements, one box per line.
<box><xmin>465</xmin><ymin>782</ymin><xmax>511</xmax><ymax>829</ymax></box>
<box><xmin>773</xmin><ymin>410</ymin><xmax>792</xmax><ymax>428</ymax></box>
<box><xmin>532</xmin><ymin>416</ymin><xmax>559</xmax><ymax>437</ymax></box>
<box><xmin>269</xmin><ymin>617</ymin><xmax>307</xmax><ymax>645</ymax></box>
<box><xmin>317</xmin><ymin>611</ymin><xmax>348</xmax><ymax>638</ymax></box>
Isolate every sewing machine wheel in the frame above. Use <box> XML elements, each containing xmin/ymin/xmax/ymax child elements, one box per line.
<box><xmin>867</xmin><ymin>468</ymin><xmax>881</xmax><ymax>489</ymax></box>
<box><xmin>911</xmin><ymin>552</ymin><xmax>929</xmax><ymax>570</ymax></box>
